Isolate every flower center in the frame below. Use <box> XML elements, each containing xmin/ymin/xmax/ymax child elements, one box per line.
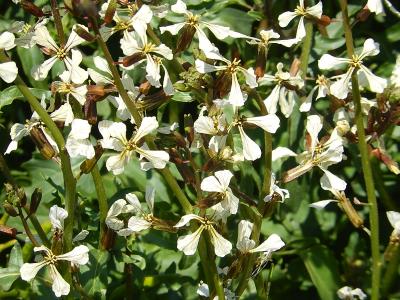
<box><xmin>142</xmin><ymin>43</ymin><xmax>156</xmax><ymax>54</ymax></box>
<box><xmin>227</xmin><ymin>58</ymin><xmax>241</xmax><ymax>73</ymax></box>
<box><xmin>316</xmin><ymin>75</ymin><xmax>327</xmax><ymax>86</ymax></box>
<box><xmin>350</xmin><ymin>54</ymin><xmax>363</xmax><ymax>68</ymax></box>
<box><xmin>22</xmin><ymin>23</ymin><xmax>32</xmax><ymax>34</ymax></box>
<box><xmin>56</xmin><ymin>47</ymin><xmax>67</xmax><ymax>60</ymax></box>
<box><xmin>45</xmin><ymin>252</ymin><xmax>57</xmax><ymax>264</ymax></box>
<box><xmin>115</xmin><ymin>21</ymin><xmax>130</xmax><ymax>31</ymax></box>
<box><xmin>295</xmin><ymin>5</ymin><xmax>307</xmax><ymax>16</ymax></box>
<box><xmin>186</xmin><ymin>13</ymin><xmax>199</xmax><ymax>26</ymax></box>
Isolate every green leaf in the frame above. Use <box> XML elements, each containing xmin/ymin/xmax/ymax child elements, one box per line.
<box><xmin>0</xmin><ymin>243</ymin><xmax>23</xmax><ymax>291</ymax></box>
<box><xmin>0</xmin><ymin>86</ymin><xmax>51</xmax><ymax>110</ymax></box>
<box><xmin>386</xmin><ymin>23</ymin><xmax>400</xmax><ymax>43</ymax></box>
<box><xmin>213</xmin><ymin>8</ymin><xmax>254</xmax><ymax>36</ymax></box>
<box><xmin>171</xmin><ymin>91</ymin><xmax>194</xmax><ymax>102</ymax></box>
<box><xmin>83</xmin><ymin>249</ymin><xmax>110</xmax><ymax>297</ymax></box>
<box><xmin>299</xmin><ymin>245</ymin><xmax>341</xmax><ymax>300</ymax></box>
<box><xmin>17</xmin><ymin>46</ymin><xmax>48</xmax><ymax>89</ymax></box>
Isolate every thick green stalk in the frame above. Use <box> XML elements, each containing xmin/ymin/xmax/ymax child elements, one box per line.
<box><xmin>90</xmin><ymin>166</ymin><xmax>108</xmax><ymax>249</ymax></box>
<box><xmin>339</xmin><ymin>1</ymin><xmax>381</xmax><ymax>299</ymax></box>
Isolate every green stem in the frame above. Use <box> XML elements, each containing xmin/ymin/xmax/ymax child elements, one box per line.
<box><xmin>339</xmin><ymin>1</ymin><xmax>381</xmax><ymax>299</ymax></box>
<box><xmin>1</xmin><ymin>52</ymin><xmax>76</xmax><ymax>284</ymax></box>
<box><xmin>90</xmin><ymin>166</ymin><xmax>108</xmax><ymax>249</ymax></box>
<box><xmin>18</xmin><ymin>207</ymin><xmax>40</xmax><ymax>247</ymax></box>
<box><xmin>91</xmin><ymin>165</ymin><xmax>108</xmax><ymax>249</ymax></box>
<box><xmin>382</xmin><ymin>243</ymin><xmax>400</xmax><ymax>296</ymax></box>
<box><xmin>24</xmin><ymin>207</ymin><xmax>51</xmax><ymax>248</ymax></box>
<box><xmin>203</xmin><ymin>234</ymin><xmax>225</xmax><ymax>300</ymax></box>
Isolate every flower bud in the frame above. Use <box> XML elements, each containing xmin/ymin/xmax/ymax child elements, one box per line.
<box><xmin>336</xmin><ymin>120</ymin><xmax>350</xmax><ymax>136</ymax></box>
<box><xmin>87</xmin><ymin>85</ymin><xmax>106</xmax><ymax>97</ymax></box>
<box><xmin>30</xmin><ymin>188</ymin><xmax>42</xmax><ymax>215</ymax></box>
<box><xmin>184</xmin><ymin>114</ymin><xmax>194</xmax><ymax>145</ymax></box>
<box><xmin>317</xmin><ymin>15</ymin><xmax>331</xmax><ymax>27</ymax></box>
<box><xmin>3</xmin><ymin>202</ymin><xmax>18</xmax><ymax>217</ymax></box>
<box><xmin>357</xmin><ymin>7</ymin><xmax>371</xmax><ymax>22</ymax></box>
<box><xmin>29</xmin><ymin>126</ymin><xmax>56</xmax><ymax>160</ymax></box>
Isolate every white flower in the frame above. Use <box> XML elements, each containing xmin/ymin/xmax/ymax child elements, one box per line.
<box><xmin>337</xmin><ymin>286</ymin><xmax>367</xmax><ymax>300</ymax></box>
<box><xmin>0</xmin><ymin>32</ymin><xmax>18</xmax><ymax>83</ymax></box>
<box><xmin>100</xmin><ymin>4</ymin><xmax>153</xmax><ymax>41</ymax></box>
<box><xmin>387</xmin><ymin>211</ymin><xmax>400</xmax><ymax>237</ymax></box>
<box><xmin>99</xmin><ymin>117</ymin><xmax>169</xmax><ymax>174</ymax></box>
<box><xmin>49</xmin><ymin>205</ymin><xmax>68</xmax><ymax>231</ymax></box>
<box><xmin>236</xmin><ymin>220</ymin><xmax>285</xmax><ymax>255</ymax></box>
<box><xmin>32</xmin><ymin>25</ymin><xmax>88</xmax><ymax>84</ymax></box>
<box><xmin>106</xmin><ymin>195</ymin><xmax>136</xmax><ymax>234</ymax></box>
<box><xmin>299</xmin><ymin>74</ymin><xmax>330</xmax><ymax>112</ymax></box>
<box><xmin>127</xmin><ymin>186</ymin><xmax>156</xmax><ymax>233</ymax></box>
<box><xmin>174</xmin><ymin>213</ymin><xmax>232</xmax><ymax>257</ymax></box>
<box><xmin>120</xmin><ymin>28</ymin><xmax>174</xmax><ymax>94</ymax></box>
<box><xmin>201</xmin><ymin>170</ymin><xmax>239</xmax><ymax>214</ymax></box>
<box><xmin>160</xmin><ymin>0</ymin><xmax>247</xmax><ymax>54</ymax></box>
<box><xmin>284</xmin><ymin>115</ymin><xmax>346</xmax><ymax>190</ymax></box>
<box><xmin>263</xmin><ymin>174</ymin><xmax>290</xmax><ymax>203</ymax></box>
<box><xmin>65</xmin><ymin>119</ymin><xmax>95</xmax><ymax>159</ymax></box>
<box><xmin>247</xmin><ymin>29</ymin><xmax>300</xmax><ymax>49</ymax></box>
<box><xmin>195</xmin><ymin>51</ymin><xmax>257</xmax><ymax>107</ymax></box>
<box><xmin>4</xmin><ymin>99</ymin><xmax>62</xmax><ymax>155</ymax></box>
<box><xmin>309</xmin><ymin>199</ymin><xmax>338</xmax><ymax>209</ymax></box>
<box><xmin>20</xmin><ymin>245</ymin><xmax>89</xmax><ymax>297</ymax></box>
<box><xmin>259</xmin><ymin>62</ymin><xmax>303</xmax><ymax>117</ymax></box>
<box><xmin>318</xmin><ymin>38</ymin><xmax>387</xmax><ymax>99</ymax></box>
<box><xmin>367</xmin><ymin>0</ymin><xmax>384</xmax><ymax>15</ymax></box>
<box><xmin>278</xmin><ymin>0</ymin><xmax>323</xmax><ymax>40</ymax></box>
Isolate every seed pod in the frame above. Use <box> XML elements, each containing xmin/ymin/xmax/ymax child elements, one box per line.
<box><xmin>123</xmin><ymin>53</ymin><xmax>146</xmax><ymax>67</ymax></box>
<box><xmin>0</xmin><ymin>225</ymin><xmax>17</xmax><ymax>238</ymax></box>
<box><xmin>21</xmin><ymin>0</ymin><xmax>44</xmax><ymax>17</ymax></box>
<box><xmin>214</xmin><ymin>71</ymin><xmax>232</xmax><ymax>99</ymax></box>
<box><xmin>175</xmin><ymin>24</ymin><xmax>196</xmax><ymax>54</ymax></box>
<box><xmin>80</xmin><ymin>144</ymin><xmax>104</xmax><ymax>174</ymax></box>
<box><xmin>104</xmin><ymin>0</ymin><xmax>117</xmax><ymax>24</ymax></box>
<box><xmin>74</xmin><ymin>25</ymin><xmax>95</xmax><ymax>42</ymax></box>
<box><xmin>84</xmin><ymin>97</ymin><xmax>98</xmax><ymax>125</ymax></box>
<box><xmin>338</xmin><ymin>195</ymin><xmax>364</xmax><ymax>229</ymax></box>
<box><xmin>255</xmin><ymin>45</ymin><xmax>266</xmax><ymax>78</ymax></box>
<box><xmin>184</xmin><ymin>114</ymin><xmax>194</xmax><ymax>145</ymax></box>
<box><xmin>29</xmin><ymin>126</ymin><xmax>56</xmax><ymax>160</ymax></box>
<box><xmin>139</xmin><ymin>81</ymin><xmax>151</xmax><ymax>95</ymax></box>
<box><xmin>3</xmin><ymin>202</ymin><xmax>18</xmax><ymax>217</ymax></box>
<box><xmin>30</xmin><ymin>188</ymin><xmax>42</xmax><ymax>215</ymax></box>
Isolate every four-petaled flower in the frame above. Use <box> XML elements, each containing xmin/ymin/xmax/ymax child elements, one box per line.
<box><xmin>174</xmin><ymin>213</ymin><xmax>232</xmax><ymax>257</ymax></box>
<box><xmin>20</xmin><ymin>245</ymin><xmax>89</xmax><ymax>297</ymax></box>
<box><xmin>318</xmin><ymin>38</ymin><xmax>387</xmax><ymax>99</ymax></box>
<box><xmin>99</xmin><ymin>116</ymin><xmax>169</xmax><ymax>174</ymax></box>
